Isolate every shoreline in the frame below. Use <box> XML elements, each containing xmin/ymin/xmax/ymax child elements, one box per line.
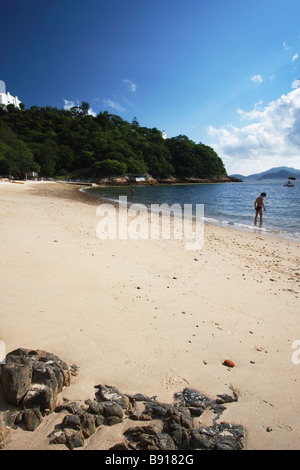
<box><xmin>0</xmin><ymin>180</ymin><xmax>300</xmax><ymax>450</ymax></box>
<box><xmin>79</xmin><ymin>183</ymin><xmax>300</xmax><ymax>244</ymax></box>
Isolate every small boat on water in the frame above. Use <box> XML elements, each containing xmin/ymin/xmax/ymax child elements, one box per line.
<box><xmin>284</xmin><ymin>176</ymin><xmax>296</xmax><ymax>187</ymax></box>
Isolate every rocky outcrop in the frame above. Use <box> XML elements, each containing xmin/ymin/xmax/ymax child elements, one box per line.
<box><xmin>157</xmin><ymin>175</ymin><xmax>243</xmax><ymax>184</ymax></box>
<box><xmin>0</xmin><ymin>348</ymin><xmax>78</xmax><ymax>446</ymax></box>
<box><xmin>48</xmin><ymin>384</ymin><xmax>244</xmax><ymax>450</ymax></box>
<box><xmin>91</xmin><ymin>174</ymin><xmax>242</xmax><ymax>186</ymax></box>
<box><xmin>0</xmin><ymin>349</ymin><xmax>245</xmax><ymax>450</ymax></box>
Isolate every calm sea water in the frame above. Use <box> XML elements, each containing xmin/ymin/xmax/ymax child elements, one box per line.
<box><xmin>87</xmin><ymin>182</ymin><xmax>300</xmax><ymax>242</ymax></box>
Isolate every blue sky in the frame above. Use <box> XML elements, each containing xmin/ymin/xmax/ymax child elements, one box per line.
<box><xmin>1</xmin><ymin>0</ymin><xmax>300</xmax><ymax>175</ymax></box>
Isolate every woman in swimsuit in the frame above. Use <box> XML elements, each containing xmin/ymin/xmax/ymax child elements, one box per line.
<box><xmin>254</xmin><ymin>192</ymin><xmax>266</xmax><ymax>226</ymax></box>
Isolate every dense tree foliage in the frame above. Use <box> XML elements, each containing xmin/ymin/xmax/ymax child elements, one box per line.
<box><xmin>0</xmin><ymin>103</ymin><xmax>227</xmax><ymax>180</ymax></box>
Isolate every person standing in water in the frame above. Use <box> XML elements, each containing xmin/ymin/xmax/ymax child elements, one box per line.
<box><xmin>254</xmin><ymin>192</ymin><xmax>266</xmax><ymax>226</ymax></box>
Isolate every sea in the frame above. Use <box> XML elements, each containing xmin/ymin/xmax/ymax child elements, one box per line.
<box><xmin>86</xmin><ymin>181</ymin><xmax>300</xmax><ymax>242</ymax></box>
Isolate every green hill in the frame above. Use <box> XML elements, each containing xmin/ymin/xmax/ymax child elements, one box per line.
<box><xmin>0</xmin><ymin>102</ymin><xmax>227</xmax><ymax>181</ymax></box>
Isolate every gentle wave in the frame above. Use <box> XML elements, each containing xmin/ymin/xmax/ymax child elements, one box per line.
<box><xmin>83</xmin><ymin>182</ymin><xmax>300</xmax><ymax>242</ymax></box>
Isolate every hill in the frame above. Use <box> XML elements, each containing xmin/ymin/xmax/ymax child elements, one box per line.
<box><xmin>230</xmin><ymin>166</ymin><xmax>300</xmax><ymax>181</ymax></box>
<box><xmin>0</xmin><ymin>103</ymin><xmax>227</xmax><ymax>182</ymax></box>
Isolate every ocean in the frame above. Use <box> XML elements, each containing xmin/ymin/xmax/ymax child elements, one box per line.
<box><xmin>86</xmin><ymin>181</ymin><xmax>300</xmax><ymax>242</ymax></box>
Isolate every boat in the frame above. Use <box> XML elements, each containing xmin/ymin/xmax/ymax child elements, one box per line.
<box><xmin>284</xmin><ymin>176</ymin><xmax>296</xmax><ymax>187</ymax></box>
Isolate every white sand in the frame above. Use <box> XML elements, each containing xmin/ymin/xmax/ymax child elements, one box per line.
<box><xmin>0</xmin><ymin>180</ymin><xmax>299</xmax><ymax>450</ymax></box>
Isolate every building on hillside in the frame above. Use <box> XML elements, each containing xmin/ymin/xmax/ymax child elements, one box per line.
<box><xmin>0</xmin><ymin>80</ymin><xmax>22</xmax><ymax>108</ymax></box>
<box><xmin>162</xmin><ymin>130</ymin><xmax>167</xmax><ymax>139</ymax></box>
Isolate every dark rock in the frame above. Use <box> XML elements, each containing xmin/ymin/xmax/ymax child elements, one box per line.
<box><xmin>95</xmin><ymin>414</ymin><xmax>105</xmax><ymax>427</ymax></box>
<box><xmin>49</xmin><ymin>429</ymin><xmax>67</xmax><ymax>445</ymax></box>
<box><xmin>62</xmin><ymin>414</ymin><xmax>82</xmax><ymax>431</ymax></box>
<box><xmin>0</xmin><ymin>413</ymin><xmax>10</xmax><ymax>449</ymax></box>
<box><xmin>101</xmin><ymin>401</ymin><xmax>124</xmax><ymax>425</ymax></box>
<box><xmin>1</xmin><ymin>410</ymin><xmax>20</xmax><ymax>429</ymax></box>
<box><xmin>124</xmin><ymin>424</ymin><xmax>176</xmax><ymax>451</ymax></box>
<box><xmin>79</xmin><ymin>412</ymin><xmax>96</xmax><ymax>438</ymax></box>
<box><xmin>55</xmin><ymin>400</ymin><xmax>84</xmax><ymax>415</ymax></box>
<box><xmin>32</xmin><ymin>362</ymin><xmax>59</xmax><ymax>395</ymax></box>
<box><xmin>126</xmin><ymin>393</ymin><xmax>157</xmax><ymax>403</ymax></box>
<box><xmin>174</xmin><ymin>388</ymin><xmax>214</xmax><ymax>416</ymax></box>
<box><xmin>64</xmin><ymin>428</ymin><xmax>85</xmax><ymax>450</ymax></box>
<box><xmin>95</xmin><ymin>384</ymin><xmax>130</xmax><ymax>410</ymax></box>
<box><xmin>190</xmin><ymin>423</ymin><xmax>245</xmax><ymax>450</ymax></box>
<box><xmin>190</xmin><ymin>430</ymin><xmax>214</xmax><ymax>449</ymax></box>
<box><xmin>179</xmin><ymin>407</ymin><xmax>192</xmax><ymax>429</ymax></box>
<box><xmin>23</xmin><ymin>384</ymin><xmax>56</xmax><ymax>413</ymax></box>
<box><xmin>109</xmin><ymin>441</ymin><xmax>133</xmax><ymax>450</ymax></box>
<box><xmin>85</xmin><ymin>399</ymin><xmax>105</xmax><ymax>415</ymax></box>
<box><xmin>22</xmin><ymin>408</ymin><xmax>43</xmax><ymax>431</ymax></box>
<box><xmin>0</xmin><ymin>348</ymin><xmax>73</xmax><ymax>413</ymax></box>
<box><xmin>1</xmin><ymin>363</ymin><xmax>32</xmax><ymax>406</ymax></box>
<box><xmin>142</xmin><ymin>401</ymin><xmax>174</xmax><ymax>420</ymax></box>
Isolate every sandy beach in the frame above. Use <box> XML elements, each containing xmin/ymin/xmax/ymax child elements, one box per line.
<box><xmin>0</xmin><ymin>180</ymin><xmax>299</xmax><ymax>450</ymax></box>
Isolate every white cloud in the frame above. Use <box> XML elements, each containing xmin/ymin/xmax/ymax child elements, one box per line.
<box><xmin>123</xmin><ymin>79</ymin><xmax>137</xmax><ymax>92</ymax></box>
<box><xmin>208</xmin><ymin>86</ymin><xmax>300</xmax><ymax>175</ymax></box>
<box><xmin>292</xmin><ymin>53</ymin><xmax>299</xmax><ymax>63</ymax></box>
<box><xmin>63</xmin><ymin>99</ymin><xmax>96</xmax><ymax>116</ymax></box>
<box><xmin>292</xmin><ymin>79</ymin><xmax>300</xmax><ymax>89</ymax></box>
<box><xmin>283</xmin><ymin>41</ymin><xmax>291</xmax><ymax>50</ymax></box>
<box><xmin>251</xmin><ymin>75</ymin><xmax>263</xmax><ymax>85</ymax></box>
<box><xmin>63</xmin><ymin>98</ymin><xmax>79</xmax><ymax>109</ymax></box>
<box><xmin>102</xmin><ymin>98</ymin><xmax>125</xmax><ymax>113</ymax></box>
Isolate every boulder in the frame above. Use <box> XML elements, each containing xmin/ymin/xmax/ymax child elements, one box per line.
<box><xmin>22</xmin><ymin>408</ymin><xmax>43</xmax><ymax>431</ymax></box>
<box><xmin>23</xmin><ymin>384</ymin><xmax>56</xmax><ymax>412</ymax></box>
<box><xmin>0</xmin><ymin>348</ymin><xmax>76</xmax><ymax>447</ymax></box>
<box><xmin>1</xmin><ymin>363</ymin><xmax>32</xmax><ymax>406</ymax></box>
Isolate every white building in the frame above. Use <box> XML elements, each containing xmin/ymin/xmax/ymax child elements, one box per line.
<box><xmin>0</xmin><ymin>80</ymin><xmax>22</xmax><ymax>108</ymax></box>
<box><xmin>162</xmin><ymin>130</ymin><xmax>167</xmax><ymax>139</ymax></box>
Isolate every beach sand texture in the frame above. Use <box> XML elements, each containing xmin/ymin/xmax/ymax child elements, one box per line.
<box><xmin>0</xmin><ymin>180</ymin><xmax>299</xmax><ymax>450</ymax></box>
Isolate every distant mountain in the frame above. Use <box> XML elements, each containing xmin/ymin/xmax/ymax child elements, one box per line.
<box><xmin>230</xmin><ymin>166</ymin><xmax>300</xmax><ymax>181</ymax></box>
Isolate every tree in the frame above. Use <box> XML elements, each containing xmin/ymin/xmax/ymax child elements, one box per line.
<box><xmin>0</xmin><ymin>102</ymin><xmax>226</xmax><ymax>180</ymax></box>
<box><xmin>92</xmin><ymin>159</ymin><xmax>127</xmax><ymax>177</ymax></box>
<box><xmin>37</xmin><ymin>138</ymin><xmax>58</xmax><ymax>176</ymax></box>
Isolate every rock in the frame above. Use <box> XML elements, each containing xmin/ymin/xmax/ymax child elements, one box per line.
<box><xmin>55</xmin><ymin>400</ymin><xmax>84</xmax><ymax>415</ymax></box>
<box><xmin>79</xmin><ymin>412</ymin><xmax>96</xmax><ymax>438</ymax></box>
<box><xmin>124</xmin><ymin>424</ymin><xmax>176</xmax><ymax>451</ymax></box>
<box><xmin>178</xmin><ymin>407</ymin><xmax>192</xmax><ymax>429</ymax></box>
<box><xmin>108</xmin><ymin>441</ymin><xmax>133</xmax><ymax>450</ymax></box>
<box><xmin>22</xmin><ymin>408</ymin><xmax>43</xmax><ymax>431</ymax></box>
<box><xmin>85</xmin><ymin>399</ymin><xmax>105</xmax><ymax>415</ymax></box>
<box><xmin>94</xmin><ymin>384</ymin><xmax>130</xmax><ymax>410</ymax></box>
<box><xmin>49</xmin><ymin>429</ymin><xmax>67</xmax><ymax>445</ymax></box>
<box><xmin>102</xmin><ymin>401</ymin><xmax>124</xmax><ymax>425</ymax></box>
<box><xmin>142</xmin><ymin>401</ymin><xmax>174</xmax><ymax>420</ymax></box>
<box><xmin>190</xmin><ymin>423</ymin><xmax>245</xmax><ymax>450</ymax></box>
<box><xmin>0</xmin><ymin>413</ymin><xmax>10</xmax><ymax>449</ymax></box>
<box><xmin>173</xmin><ymin>388</ymin><xmax>213</xmax><ymax>416</ymax></box>
<box><xmin>23</xmin><ymin>384</ymin><xmax>56</xmax><ymax>413</ymax></box>
<box><xmin>0</xmin><ymin>350</ymin><xmax>246</xmax><ymax>451</ymax></box>
<box><xmin>222</xmin><ymin>359</ymin><xmax>235</xmax><ymax>368</ymax></box>
<box><xmin>49</xmin><ymin>383</ymin><xmax>245</xmax><ymax>450</ymax></box>
<box><xmin>64</xmin><ymin>428</ymin><xmax>85</xmax><ymax>450</ymax></box>
<box><xmin>62</xmin><ymin>414</ymin><xmax>82</xmax><ymax>431</ymax></box>
<box><xmin>0</xmin><ymin>348</ymin><xmax>75</xmax><ymax>447</ymax></box>
<box><xmin>1</xmin><ymin>348</ymin><xmax>73</xmax><ymax>410</ymax></box>
<box><xmin>0</xmin><ymin>363</ymin><xmax>32</xmax><ymax>406</ymax></box>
